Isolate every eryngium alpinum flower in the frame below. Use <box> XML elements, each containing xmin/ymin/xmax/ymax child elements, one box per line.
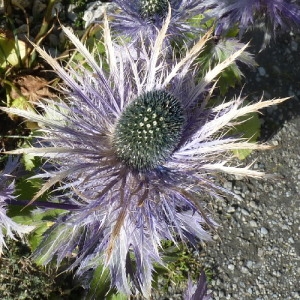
<box><xmin>203</xmin><ymin>0</ymin><xmax>300</xmax><ymax>43</ymax></box>
<box><xmin>0</xmin><ymin>157</ymin><xmax>34</xmax><ymax>255</ymax></box>
<box><xmin>110</xmin><ymin>0</ymin><xmax>209</xmax><ymax>43</ymax></box>
<box><xmin>3</xmin><ymin>15</ymin><xmax>287</xmax><ymax>297</ymax></box>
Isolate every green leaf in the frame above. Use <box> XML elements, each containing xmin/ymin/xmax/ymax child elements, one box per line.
<box><xmin>0</xmin><ymin>31</ymin><xmax>27</xmax><ymax>70</ymax></box>
<box><xmin>218</xmin><ymin>66</ymin><xmax>242</xmax><ymax>95</ymax></box>
<box><xmin>15</xmin><ymin>176</ymin><xmax>47</xmax><ymax>202</ymax></box>
<box><xmin>12</xmin><ymin>207</ymin><xmax>65</xmax><ymax>225</ymax></box>
<box><xmin>22</xmin><ymin>153</ymin><xmax>37</xmax><ymax>171</ymax></box>
<box><xmin>10</xmin><ymin>95</ymin><xmax>35</xmax><ymax>112</ymax></box>
<box><xmin>28</xmin><ymin>208</ymin><xmax>67</xmax><ymax>251</ymax></box>
<box><xmin>34</xmin><ymin>221</ymin><xmax>72</xmax><ymax>265</ymax></box>
<box><xmin>108</xmin><ymin>293</ymin><xmax>128</xmax><ymax>300</ymax></box>
<box><xmin>197</xmin><ymin>38</ymin><xmax>256</xmax><ymax>95</ymax></box>
<box><xmin>28</xmin><ymin>221</ymin><xmax>52</xmax><ymax>250</ymax></box>
<box><xmin>187</xmin><ymin>14</ymin><xmax>206</xmax><ymax>27</ymax></box>
<box><xmin>85</xmin><ymin>263</ymin><xmax>111</xmax><ymax>300</ymax></box>
<box><xmin>11</xmin><ymin>207</ymin><xmax>66</xmax><ymax>251</ymax></box>
<box><xmin>10</xmin><ymin>173</ymin><xmax>66</xmax><ymax>251</ymax></box>
<box><xmin>230</xmin><ymin>109</ymin><xmax>261</xmax><ymax>160</ymax></box>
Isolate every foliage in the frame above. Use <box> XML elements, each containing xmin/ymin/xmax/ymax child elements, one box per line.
<box><xmin>152</xmin><ymin>241</ymin><xmax>208</xmax><ymax>291</ymax></box>
<box><xmin>0</xmin><ymin>239</ymin><xmax>83</xmax><ymax>300</ymax></box>
<box><xmin>0</xmin><ymin>32</ymin><xmax>27</xmax><ymax>72</ymax></box>
<box><xmin>230</xmin><ymin>109</ymin><xmax>261</xmax><ymax>160</ymax></box>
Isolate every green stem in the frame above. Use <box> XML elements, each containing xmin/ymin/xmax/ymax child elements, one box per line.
<box><xmin>29</xmin><ymin>0</ymin><xmax>58</xmax><ymax>67</ymax></box>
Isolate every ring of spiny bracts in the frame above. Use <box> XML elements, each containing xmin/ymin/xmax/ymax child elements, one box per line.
<box><xmin>0</xmin><ymin>18</ymin><xmax>288</xmax><ymax>298</ymax></box>
<box><xmin>139</xmin><ymin>0</ymin><xmax>168</xmax><ymax>20</ymax></box>
<box><xmin>113</xmin><ymin>90</ymin><xmax>185</xmax><ymax>171</ymax></box>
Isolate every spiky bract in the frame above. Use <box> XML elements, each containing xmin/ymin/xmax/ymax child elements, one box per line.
<box><xmin>184</xmin><ymin>272</ymin><xmax>212</xmax><ymax>300</ymax></box>
<box><xmin>2</xmin><ymin>15</ymin><xmax>288</xmax><ymax>297</ymax></box>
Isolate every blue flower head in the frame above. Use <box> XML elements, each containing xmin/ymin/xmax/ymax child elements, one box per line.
<box><xmin>110</xmin><ymin>0</ymin><xmax>209</xmax><ymax>43</ymax></box>
<box><xmin>204</xmin><ymin>0</ymin><xmax>300</xmax><ymax>43</ymax></box>
<box><xmin>2</xmin><ymin>15</ymin><xmax>287</xmax><ymax>297</ymax></box>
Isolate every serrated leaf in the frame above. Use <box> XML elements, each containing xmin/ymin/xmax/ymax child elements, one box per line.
<box><xmin>218</xmin><ymin>66</ymin><xmax>242</xmax><ymax>95</ymax></box>
<box><xmin>22</xmin><ymin>152</ymin><xmax>36</xmax><ymax>171</ymax></box>
<box><xmin>34</xmin><ymin>221</ymin><xmax>72</xmax><ymax>265</ymax></box>
<box><xmin>10</xmin><ymin>95</ymin><xmax>35</xmax><ymax>111</ymax></box>
<box><xmin>11</xmin><ymin>207</ymin><xmax>66</xmax><ymax>251</ymax></box>
<box><xmin>198</xmin><ymin>38</ymin><xmax>256</xmax><ymax>95</ymax></box>
<box><xmin>86</xmin><ymin>264</ymin><xmax>111</xmax><ymax>300</ymax></box>
<box><xmin>15</xmin><ymin>177</ymin><xmax>47</xmax><ymax>202</ymax></box>
<box><xmin>28</xmin><ymin>221</ymin><xmax>52</xmax><ymax>250</ymax></box>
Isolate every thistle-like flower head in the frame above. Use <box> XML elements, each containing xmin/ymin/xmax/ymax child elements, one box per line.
<box><xmin>110</xmin><ymin>0</ymin><xmax>208</xmax><ymax>43</ymax></box>
<box><xmin>0</xmin><ymin>157</ymin><xmax>34</xmax><ymax>255</ymax></box>
<box><xmin>204</xmin><ymin>0</ymin><xmax>300</xmax><ymax>42</ymax></box>
<box><xmin>2</xmin><ymin>15</ymin><xmax>287</xmax><ymax>297</ymax></box>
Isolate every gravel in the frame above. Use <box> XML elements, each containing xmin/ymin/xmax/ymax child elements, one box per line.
<box><xmin>137</xmin><ymin>30</ymin><xmax>300</xmax><ymax>300</ymax></box>
<box><xmin>195</xmin><ymin>31</ymin><xmax>300</xmax><ymax>300</ymax></box>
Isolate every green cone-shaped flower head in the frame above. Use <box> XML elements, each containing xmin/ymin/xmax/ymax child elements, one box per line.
<box><xmin>113</xmin><ymin>90</ymin><xmax>185</xmax><ymax>171</ymax></box>
<box><xmin>139</xmin><ymin>0</ymin><xmax>168</xmax><ymax>20</ymax></box>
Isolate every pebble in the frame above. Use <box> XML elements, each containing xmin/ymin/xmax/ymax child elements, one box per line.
<box><xmin>258</xmin><ymin>66</ymin><xmax>266</xmax><ymax>76</ymax></box>
<box><xmin>249</xmin><ymin>201</ymin><xmax>259</xmax><ymax>209</ymax></box>
<box><xmin>67</xmin><ymin>4</ymin><xmax>78</xmax><ymax>22</ymax></box>
<box><xmin>83</xmin><ymin>1</ymin><xmax>116</xmax><ymax>28</ymax></box>
<box><xmin>291</xmin><ymin>40</ymin><xmax>298</xmax><ymax>51</ymax></box>
<box><xmin>241</xmin><ymin>266</ymin><xmax>249</xmax><ymax>274</ymax></box>
<box><xmin>246</xmin><ymin>260</ymin><xmax>253</xmax><ymax>268</ymax></box>
<box><xmin>260</xmin><ymin>227</ymin><xmax>269</xmax><ymax>235</ymax></box>
<box><xmin>223</xmin><ymin>181</ymin><xmax>233</xmax><ymax>191</ymax></box>
<box><xmin>241</xmin><ymin>208</ymin><xmax>250</xmax><ymax>216</ymax></box>
<box><xmin>0</xmin><ymin>0</ymin><xmax>3</xmax><ymax>13</ymax></box>
<box><xmin>227</xmin><ymin>206</ymin><xmax>236</xmax><ymax>213</ymax></box>
<box><xmin>32</xmin><ymin>0</ymin><xmax>47</xmax><ymax>16</ymax></box>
